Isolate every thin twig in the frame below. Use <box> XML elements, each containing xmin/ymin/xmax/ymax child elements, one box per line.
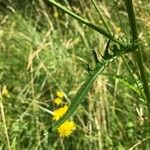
<box><xmin>0</xmin><ymin>100</ymin><xmax>11</xmax><ymax>150</ymax></box>
<box><xmin>129</xmin><ymin>136</ymin><xmax>150</xmax><ymax>150</ymax></box>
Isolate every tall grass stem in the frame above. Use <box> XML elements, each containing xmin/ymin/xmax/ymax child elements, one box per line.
<box><xmin>125</xmin><ymin>0</ymin><xmax>150</xmax><ymax>113</ymax></box>
<box><xmin>91</xmin><ymin>0</ymin><xmax>111</xmax><ymax>34</ymax></box>
<box><xmin>0</xmin><ymin>100</ymin><xmax>11</xmax><ymax>150</ymax></box>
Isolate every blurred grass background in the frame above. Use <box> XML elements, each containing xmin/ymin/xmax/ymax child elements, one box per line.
<box><xmin>0</xmin><ymin>0</ymin><xmax>150</xmax><ymax>149</ymax></box>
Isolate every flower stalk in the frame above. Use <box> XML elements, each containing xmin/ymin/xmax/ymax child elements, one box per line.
<box><xmin>125</xmin><ymin>0</ymin><xmax>150</xmax><ymax>113</ymax></box>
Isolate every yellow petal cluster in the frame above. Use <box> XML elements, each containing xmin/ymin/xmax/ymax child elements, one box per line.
<box><xmin>51</xmin><ymin>91</ymin><xmax>76</xmax><ymax>137</ymax></box>
<box><xmin>1</xmin><ymin>85</ymin><xmax>9</xmax><ymax>97</ymax></box>
<box><xmin>52</xmin><ymin>105</ymin><xmax>68</xmax><ymax>121</ymax></box>
<box><xmin>58</xmin><ymin>121</ymin><xmax>76</xmax><ymax>137</ymax></box>
<box><xmin>114</xmin><ymin>27</ymin><xmax>121</xmax><ymax>35</ymax></box>
<box><xmin>56</xmin><ymin>91</ymin><xmax>64</xmax><ymax>98</ymax></box>
<box><xmin>54</xmin><ymin>98</ymin><xmax>63</xmax><ymax>105</ymax></box>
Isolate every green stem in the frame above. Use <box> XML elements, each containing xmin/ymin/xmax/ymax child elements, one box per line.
<box><xmin>91</xmin><ymin>0</ymin><xmax>111</xmax><ymax>34</ymax></box>
<box><xmin>48</xmin><ymin>0</ymin><xmax>124</xmax><ymax>46</ymax></box>
<box><xmin>49</xmin><ymin>57</ymin><xmax>118</xmax><ymax>131</ymax></box>
<box><xmin>122</xmin><ymin>56</ymin><xmax>146</xmax><ymax>100</ymax></box>
<box><xmin>125</xmin><ymin>0</ymin><xmax>150</xmax><ymax>113</ymax></box>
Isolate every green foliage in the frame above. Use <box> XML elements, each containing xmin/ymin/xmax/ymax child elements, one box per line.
<box><xmin>0</xmin><ymin>0</ymin><xmax>150</xmax><ymax>149</ymax></box>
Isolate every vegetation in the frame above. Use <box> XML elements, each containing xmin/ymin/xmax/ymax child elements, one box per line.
<box><xmin>0</xmin><ymin>0</ymin><xmax>150</xmax><ymax>149</ymax></box>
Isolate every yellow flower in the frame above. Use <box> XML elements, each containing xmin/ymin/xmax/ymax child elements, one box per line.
<box><xmin>57</xmin><ymin>121</ymin><xmax>76</xmax><ymax>137</ymax></box>
<box><xmin>115</xmin><ymin>27</ymin><xmax>121</xmax><ymax>35</ymax></box>
<box><xmin>54</xmin><ymin>98</ymin><xmax>63</xmax><ymax>105</ymax></box>
<box><xmin>56</xmin><ymin>91</ymin><xmax>64</xmax><ymax>98</ymax></box>
<box><xmin>52</xmin><ymin>105</ymin><xmax>68</xmax><ymax>121</ymax></box>
<box><xmin>54</xmin><ymin>11</ymin><xmax>59</xmax><ymax>18</ymax></box>
<box><xmin>1</xmin><ymin>85</ymin><xmax>9</xmax><ymax>97</ymax></box>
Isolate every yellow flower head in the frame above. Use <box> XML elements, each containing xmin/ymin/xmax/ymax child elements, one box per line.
<box><xmin>56</xmin><ymin>91</ymin><xmax>64</xmax><ymax>98</ymax></box>
<box><xmin>54</xmin><ymin>98</ymin><xmax>63</xmax><ymax>105</ymax></box>
<box><xmin>1</xmin><ymin>85</ymin><xmax>9</xmax><ymax>97</ymax></box>
<box><xmin>52</xmin><ymin>105</ymin><xmax>68</xmax><ymax>121</ymax></box>
<box><xmin>54</xmin><ymin>11</ymin><xmax>59</xmax><ymax>18</ymax></box>
<box><xmin>57</xmin><ymin>121</ymin><xmax>76</xmax><ymax>137</ymax></box>
<box><xmin>115</xmin><ymin>27</ymin><xmax>121</xmax><ymax>35</ymax></box>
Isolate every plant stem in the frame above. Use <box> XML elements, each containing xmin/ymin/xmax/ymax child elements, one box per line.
<box><xmin>91</xmin><ymin>0</ymin><xmax>111</xmax><ymax>34</ymax></box>
<box><xmin>48</xmin><ymin>0</ymin><xmax>124</xmax><ymax>46</ymax></box>
<box><xmin>125</xmin><ymin>0</ymin><xmax>150</xmax><ymax>113</ymax></box>
<box><xmin>122</xmin><ymin>56</ymin><xmax>146</xmax><ymax>100</ymax></box>
<box><xmin>50</xmin><ymin>57</ymin><xmax>118</xmax><ymax>131</ymax></box>
<box><xmin>0</xmin><ymin>99</ymin><xmax>11</xmax><ymax>150</ymax></box>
